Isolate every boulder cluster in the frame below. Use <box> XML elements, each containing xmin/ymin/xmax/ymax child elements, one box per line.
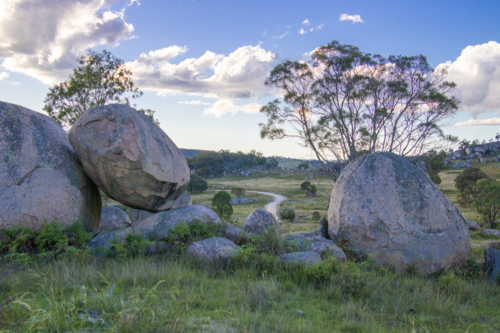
<box><xmin>1</xmin><ymin>101</ymin><xmax>476</xmax><ymax>276</ymax></box>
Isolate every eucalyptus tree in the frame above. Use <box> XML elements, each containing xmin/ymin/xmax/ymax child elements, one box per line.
<box><xmin>260</xmin><ymin>41</ymin><xmax>459</xmax><ymax>178</ymax></box>
<box><xmin>44</xmin><ymin>49</ymin><xmax>151</xmax><ymax>128</ymax></box>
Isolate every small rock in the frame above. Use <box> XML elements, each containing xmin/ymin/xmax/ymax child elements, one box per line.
<box><xmin>480</xmin><ymin>241</ymin><xmax>500</xmax><ymax>250</ymax></box>
<box><xmin>484</xmin><ymin>229</ymin><xmax>500</xmax><ymax>237</ymax></box>
<box><xmin>87</xmin><ymin>227</ymin><xmax>133</xmax><ymax>249</ymax></box>
<box><xmin>275</xmin><ymin>252</ymin><xmax>322</xmax><ymax>266</ymax></box>
<box><xmin>466</xmin><ymin>220</ymin><xmax>481</xmax><ymax>231</ymax></box>
<box><xmin>171</xmin><ymin>192</ymin><xmax>192</xmax><ymax>209</ymax></box>
<box><xmin>126</xmin><ymin>208</ymin><xmax>153</xmax><ymax>224</ymax></box>
<box><xmin>225</xmin><ymin>224</ymin><xmax>244</xmax><ymax>243</ymax></box>
<box><xmin>99</xmin><ymin>207</ymin><xmax>131</xmax><ymax>233</ymax></box>
<box><xmin>480</xmin><ymin>157</ymin><xmax>487</xmax><ymax>163</ymax></box>
<box><xmin>285</xmin><ymin>231</ymin><xmax>346</xmax><ymax>262</ymax></box>
<box><xmin>186</xmin><ymin>237</ymin><xmax>240</xmax><ymax>266</ymax></box>
<box><xmin>244</xmin><ymin>209</ymin><xmax>280</xmax><ymax>238</ymax></box>
<box><xmin>318</xmin><ymin>216</ymin><xmax>329</xmax><ymax>239</ymax></box>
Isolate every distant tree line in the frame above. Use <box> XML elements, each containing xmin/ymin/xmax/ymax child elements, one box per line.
<box><xmin>186</xmin><ymin>149</ymin><xmax>271</xmax><ymax>178</ymax></box>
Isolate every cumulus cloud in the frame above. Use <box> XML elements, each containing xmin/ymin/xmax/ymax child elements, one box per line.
<box><xmin>302</xmin><ymin>19</ymin><xmax>310</xmax><ymax>25</ymax></box>
<box><xmin>454</xmin><ymin>118</ymin><xmax>500</xmax><ymax>126</ymax></box>
<box><xmin>179</xmin><ymin>100</ymin><xmax>212</xmax><ymax>106</ymax></box>
<box><xmin>299</xmin><ymin>28</ymin><xmax>307</xmax><ymax>35</ymax></box>
<box><xmin>437</xmin><ymin>41</ymin><xmax>500</xmax><ymax>116</ymax></box>
<box><xmin>339</xmin><ymin>14</ymin><xmax>364</xmax><ymax>23</ymax></box>
<box><xmin>203</xmin><ymin>99</ymin><xmax>262</xmax><ymax>117</ymax></box>
<box><xmin>0</xmin><ymin>72</ymin><xmax>9</xmax><ymax>80</ymax></box>
<box><xmin>0</xmin><ymin>0</ymin><xmax>135</xmax><ymax>84</ymax></box>
<box><xmin>316</xmin><ymin>24</ymin><xmax>324</xmax><ymax>30</ymax></box>
<box><xmin>128</xmin><ymin>45</ymin><xmax>278</xmax><ymax>99</ymax></box>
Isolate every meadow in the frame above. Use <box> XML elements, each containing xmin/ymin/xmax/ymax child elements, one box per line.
<box><xmin>1</xmin><ymin>164</ymin><xmax>500</xmax><ymax>332</ymax></box>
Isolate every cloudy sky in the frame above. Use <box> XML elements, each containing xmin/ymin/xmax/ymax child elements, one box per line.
<box><xmin>1</xmin><ymin>0</ymin><xmax>500</xmax><ymax>158</ymax></box>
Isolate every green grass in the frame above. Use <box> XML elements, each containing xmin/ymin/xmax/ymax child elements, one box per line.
<box><xmin>1</xmin><ymin>253</ymin><xmax>499</xmax><ymax>332</ymax></box>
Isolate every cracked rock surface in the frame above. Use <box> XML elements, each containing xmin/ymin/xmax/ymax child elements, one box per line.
<box><xmin>0</xmin><ymin>101</ymin><xmax>101</xmax><ymax>231</ymax></box>
<box><xmin>69</xmin><ymin>104</ymin><xmax>190</xmax><ymax>212</ymax></box>
<box><xmin>327</xmin><ymin>152</ymin><xmax>470</xmax><ymax>275</ymax></box>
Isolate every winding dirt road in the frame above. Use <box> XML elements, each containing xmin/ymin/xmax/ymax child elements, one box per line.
<box><xmin>248</xmin><ymin>191</ymin><xmax>287</xmax><ymax>220</ymax></box>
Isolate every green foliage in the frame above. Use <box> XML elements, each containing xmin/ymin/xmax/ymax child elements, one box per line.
<box><xmin>311</xmin><ymin>211</ymin><xmax>321</xmax><ymax>221</ymax></box>
<box><xmin>277</xmin><ymin>204</ymin><xmax>296</xmax><ymax>223</ymax></box>
<box><xmin>187</xmin><ymin>173</ymin><xmax>208</xmax><ymax>194</ymax></box>
<box><xmin>186</xmin><ymin>149</ymin><xmax>266</xmax><ymax>178</ymax></box>
<box><xmin>419</xmin><ymin>149</ymin><xmax>448</xmax><ymax>184</ymax></box>
<box><xmin>43</xmin><ymin>49</ymin><xmax>144</xmax><ymax>128</ymax></box>
<box><xmin>300</xmin><ymin>181</ymin><xmax>317</xmax><ymax>196</ymax></box>
<box><xmin>231</xmin><ymin>187</ymin><xmax>246</xmax><ymax>197</ymax></box>
<box><xmin>260</xmin><ymin>40</ymin><xmax>459</xmax><ymax>179</ymax></box>
<box><xmin>35</xmin><ymin>221</ymin><xmax>67</xmax><ymax>252</ymax></box>
<box><xmin>138</xmin><ymin>108</ymin><xmax>160</xmax><ymax>125</ymax></box>
<box><xmin>211</xmin><ymin>191</ymin><xmax>233</xmax><ymax>222</ymax></box>
<box><xmin>297</xmin><ymin>161</ymin><xmax>309</xmax><ymax>170</ymax></box>
<box><xmin>455</xmin><ymin>167</ymin><xmax>489</xmax><ymax>209</ymax></box>
<box><xmin>164</xmin><ymin>221</ymin><xmax>225</xmax><ymax>246</ymax></box>
<box><xmin>265</xmin><ymin>157</ymin><xmax>279</xmax><ymax>170</ymax></box>
<box><xmin>472</xmin><ymin>178</ymin><xmax>500</xmax><ymax>228</ymax></box>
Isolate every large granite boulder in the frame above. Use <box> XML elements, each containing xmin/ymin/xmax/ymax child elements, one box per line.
<box><xmin>243</xmin><ymin>209</ymin><xmax>280</xmax><ymax>238</ymax></box>
<box><xmin>0</xmin><ymin>101</ymin><xmax>101</xmax><ymax>232</ymax></box>
<box><xmin>466</xmin><ymin>220</ymin><xmax>481</xmax><ymax>231</ymax></box>
<box><xmin>327</xmin><ymin>152</ymin><xmax>470</xmax><ymax>275</ymax></box>
<box><xmin>285</xmin><ymin>231</ymin><xmax>346</xmax><ymax>262</ymax></box>
<box><xmin>99</xmin><ymin>207</ymin><xmax>131</xmax><ymax>233</ymax></box>
<box><xmin>484</xmin><ymin>229</ymin><xmax>500</xmax><ymax>237</ymax></box>
<box><xmin>485</xmin><ymin>248</ymin><xmax>500</xmax><ymax>282</ymax></box>
<box><xmin>132</xmin><ymin>205</ymin><xmax>222</xmax><ymax>240</ymax></box>
<box><xmin>186</xmin><ymin>237</ymin><xmax>240</xmax><ymax>266</ymax></box>
<box><xmin>171</xmin><ymin>191</ymin><xmax>192</xmax><ymax>209</ymax></box>
<box><xmin>68</xmin><ymin>104</ymin><xmax>190</xmax><ymax>212</ymax></box>
<box><xmin>125</xmin><ymin>208</ymin><xmax>153</xmax><ymax>224</ymax></box>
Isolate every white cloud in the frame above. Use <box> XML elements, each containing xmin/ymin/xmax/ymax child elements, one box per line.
<box><xmin>271</xmin><ymin>31</ymin><xmax>289</xmax><ymax>39</ymax></box>
<box><xmin>0</xmin><ymin>72</ymin><xmax>9</xmax><ymax>80</ymax></box>
<box><xmin>339</xmin><ymin>14</ymin><xmax>364</xmax><ymax>23</ymax></box>
<box><xmin>179</xmin><ymin>100</ymin><xmax>212</xmax><ymax>106</ymax></box>
<box><xmin>437</xmin><ymin>41</ymin><xmax>500</xmax><ymax>116</ymax></box>
<box><xmin>316</xmin><ymin>24</ymin><xmax>324</xmax><ymax>30</ymax></box>
<box><xmin>262</xmin><ymin>31</ymin><xmax>267</xmax><ymax>37</ymax></box>
<box><xmin>299</xmin><ymin>28</ymin><xmax>307</xmax><ymax>35</ymax></box>
<box><xmin>129</xmin><ymin>45</ymin><xmax>278</xmax><ymax>99</ymax></box>
<box><xmin>0</xmin><ymin>0</ymin><xmax>134</xmax><ymax>84</ymax></box>
<box><xmin>310</xmin><ymin>28</ymin><xmax>314</xmax><ymax>32</ymax></box>
<box><xmin>454</xmin><ymin>118</ymin><xmax>500</xmax><ymax>126</ymax></box>
<box><xmin>302</xmin><ymin>19</ymin><xmax>309</xmax><ymax>25</ymax></box>
<box><xmin>203</xmin><ymin>99</ymin><xmax>262</xmax><ymax>117</ymax></box>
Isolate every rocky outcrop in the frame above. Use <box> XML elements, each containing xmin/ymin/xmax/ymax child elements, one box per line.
<box><xmin>484</xmin><ymin>229</ymin><xmax>500</xmax><ymax>237</ymax></box>
<box><xmin>466</xmin><ymin>220</ymin><xmax>481</xmax><ymax>231</ymax></box>
<box><xmin>99</xmin><ymin>207</ymin><xmax>131</xmax><ymax>233</ymax></box>
<box><xmin>485</xmin><ymin>248</ymin><xmax>500</xmax><ymax>282</ymax></box>
<box><xmin>327</xmin><ymin>152</ymin><xmax>471</xmax><ymax>275</ymax></box>
<box><xmin>284</xmin><ymin>231</ymin><xmax>346</xmax><ymax>262</ymax></box>
<box><xmin>186</xmin><ymin>237</ymin><xmax>239</xmax><ymax>266</ymax></box>
<box><xmin>132</xmin><ymin>205</ymin><xmax>221</xmax><ymax>240</ymax></box>
<box><xmin>69</xmin><ymin>104</ymin><xmax>190</xmax><ymax>212</ymax></box>
<box><xmin>244</xmin><ymin>209</ymin><xmax>280</xmax><ymax>238</ymax></box>
<box><xmin>275</xmin><ymin>252</ymin><xmax>322</xmax><ymax>266</ymax></box>
<box><xmin>0</xmin><ymin>101</ymin><xmax>101</xmax><ymax>232</ymax></box>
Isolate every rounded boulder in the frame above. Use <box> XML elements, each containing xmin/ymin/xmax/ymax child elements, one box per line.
<box><xmin>327</xmin><ymin>152</ymin><xmax>470</xmax><ymax>275</ymax></box>
<box><xmin>69</xmin><ymin>104</ymin><xmax>190</xmax><ymax>212</ymax></box>
<box><xmin>0</xmin><ymin>101</ymin><xmax>101</xmax><ymax>231</ymax></box>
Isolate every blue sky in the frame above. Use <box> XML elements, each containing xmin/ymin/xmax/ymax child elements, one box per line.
<box><xmin>1</xmin><ymin>0</ymin><xmax>500</xmax><ymax>158</ymax></box>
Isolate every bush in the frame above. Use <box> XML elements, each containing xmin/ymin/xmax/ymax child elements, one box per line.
<box><xmin>455</xmin><ymin>167</ymin><xmax>489</xmax><ymax>208</ymax></box>
<box><xmin>311</xmin><ymin>211</ymin><xmax>321</xmax><ymax>221</ymax></box>
<box><xmin>231</xmin><ymin>187</ymin><xmax>246</xmax><ymax>198</ymax></box>
<box><xmin>211</xmin><ymin>191</ymin><xmax>233</xmax><ymax>222</ymax></box>
<box><xmin>187</xmin><ymin>173</ymin><xmax>208</xmax><ymax>194</ymax></box>
<box><xmin>278</xmin><ymin>205</ymin><xmax>296</xmax><ymax>223</ymax></box>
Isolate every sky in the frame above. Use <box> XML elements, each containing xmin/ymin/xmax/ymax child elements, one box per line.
<box><xmin>1</xmin><ymin>0</ymin><xmax>500</xmax><ymax>159</ymax></box>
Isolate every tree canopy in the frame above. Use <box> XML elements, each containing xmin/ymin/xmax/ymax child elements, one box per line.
<box><xmin>260</xmin><ymin>41</ymin><xmax>459</xmax><ymax>178</ymax></box>
<box><xmin>211</xmin><ymin>191</ymin><xmax>233</xmax><ymax>222</ymax></box>
<box><xmin>455</xmin><ymin>167</ymin><xmax>489</xmax><ymax>209</ymax></box>
<box><xmin>187</xmin><ymin>173</ymin><xmax>208</xmax><ymax>194</ymax></box>
<box><xmin>187</xmin><ymin>150</ymin><xmax>267</xmax><ymax>178</ymax></box>
<box><xmin>472</xmin><ymin>178</ymin><xmax>500</xmax><ymax>229</ymax></box>
<box><xmin>44</xmin><ymin>49</ymin><xmax>150</xmax><ymax>128</ymax></box>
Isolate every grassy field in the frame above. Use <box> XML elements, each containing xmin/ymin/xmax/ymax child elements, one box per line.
<box><xmin>1</xmin><ymin>163</ymin><xmax>500</xmax><ymax>332</ymax></box>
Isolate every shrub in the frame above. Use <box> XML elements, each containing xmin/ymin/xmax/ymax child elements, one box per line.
<box><xmin>277</xmin><ymin>204</ymin><xmax>296</xmax><ymax>223</ymax></box>
<box><xmin>187</xmin><ymin>173</ymin><xmax>208</xmax><ymax>194</ymax></box>
<box><xmin>230</xmin><ymin>187</ymin><xmax>246</xmax><ymax>198</ymax></box>
<box><xmin>472</xmin><ymin>178</ymin><xmax>500</xmax><ymax>228</ymax></box>
<box><xmin>311</xmin><ymin>211</ymin><xmax>321</xmax><ymax>221</ymax></box>
<box><xmin>211</xmin><ymin>191</ymin><xmax>233</xmax><ymax>222</ymax></box>
<box><xmin>455</xmin><ymin>167</ymin><xmax>489</xmax><ymax>208</ymax></box>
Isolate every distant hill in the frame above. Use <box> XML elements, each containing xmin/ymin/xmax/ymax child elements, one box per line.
<box><xmin>179</xmin><ymin>148</ymin><xmax>204</xmax><ymax>158</ymax></box>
